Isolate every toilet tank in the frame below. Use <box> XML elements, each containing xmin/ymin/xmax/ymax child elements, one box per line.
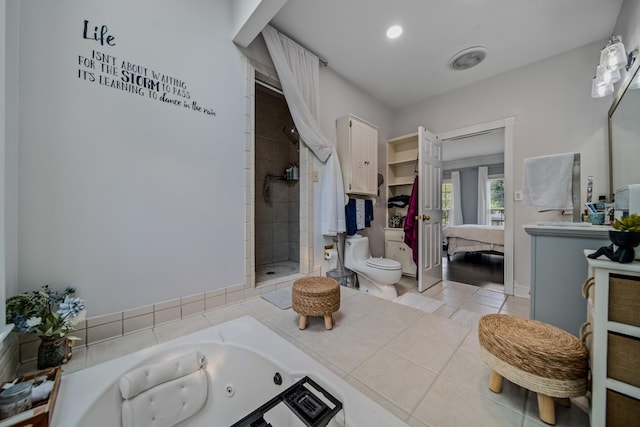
<box><xmin>345</xmin><ymin>235</ymin><xmax>370</xmax><ymax>262</ymax></box>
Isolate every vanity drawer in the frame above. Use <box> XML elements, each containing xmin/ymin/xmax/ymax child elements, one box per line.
<box><xmin>606</xmin><ymin>389</ymin><xmax>640</xmax><ymax>427</ymax></box>
<box><xmin>607</xmin><ymin>332</ymin><xmax>640</xmax><ymax>388</ymax></box>
<box><xmin>609</xmin><ymin>274</ymin><xmax>640</xmax><ymax>327</ymax></box>
<box><xmin>385</xmin><ymin>228</ymin><xmax>405</xmax><ymax>242</ymax></box>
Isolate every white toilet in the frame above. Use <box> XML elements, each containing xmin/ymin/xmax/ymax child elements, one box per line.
<box><xmin>344</xmin><ymin>234</ymin><xmax>402</xmax><ymax>300</ymax></box>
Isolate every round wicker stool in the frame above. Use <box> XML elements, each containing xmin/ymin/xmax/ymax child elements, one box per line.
<box><xmin>292</xmin><ymin>277</ymin><xmax>340</xmax><ymax>330</ymax></box>
<box><xmin>478</xmin><ymin>314</ymin><xmax>588</xmax><ymax>425</ymax></box>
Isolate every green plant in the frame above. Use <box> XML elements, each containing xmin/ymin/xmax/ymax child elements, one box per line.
<box><xmin>612</xmin><ymin>213</ymin><xmax>640</xmax><ymax>232</ymax></box>
<box><xmin>6</xmin><ymin>285</ymin><xmax>86</xmax><ymax>340</ymax></box>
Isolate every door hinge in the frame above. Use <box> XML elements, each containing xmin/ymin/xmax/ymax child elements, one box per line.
<box><xmin>349</xmin><ymin>120</ymin><xmax>352</xmax><ymax>127</ymax></box>
<box><xmin>349</xmin><ymin>184</ymin><xmax>352</xmax><ymax>190</ymax></box>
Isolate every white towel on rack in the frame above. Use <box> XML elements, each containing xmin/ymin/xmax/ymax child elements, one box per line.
<box><xmin>356</xmin><ymin>199</ymin><xmax>365</xmax><ymax>230</ymax></box>
<box><xmin>522</xmin><ymin>152</ymin><xmax>574</xmax><ymax>211</ymax></box>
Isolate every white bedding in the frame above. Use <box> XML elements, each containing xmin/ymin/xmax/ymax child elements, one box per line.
<box><xmin>443</xmin><ymin>224</ymin><xmax>504</xmax><ymax>256</ymax></box>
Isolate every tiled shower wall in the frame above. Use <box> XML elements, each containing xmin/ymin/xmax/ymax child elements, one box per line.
<box><xmin>254</xmin><ymin>87</ymin><xmax>300</xmax><ymax>267</ymax></box>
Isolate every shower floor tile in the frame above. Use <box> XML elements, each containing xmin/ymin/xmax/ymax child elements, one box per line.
<box><xmin>256</xmin><ymin>260</ymin><xmax>299</xmax><ymax>283</ymax></box>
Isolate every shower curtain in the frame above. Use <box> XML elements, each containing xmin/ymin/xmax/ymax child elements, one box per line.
<box><xmin>262</xmin><ymin>26</ymin><xmax>346</xmax><ymax>236</ymax></box>
<box><xmin>477</xmin><ymin>166</ymin><xmax>490</xmax><ymax>225</ymax></box>
<box><xmin>450</xmin><ymin>171</ymin><xmax>464</xmax><ymax>226</ymax></box>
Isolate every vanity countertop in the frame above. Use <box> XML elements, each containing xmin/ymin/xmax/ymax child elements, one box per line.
<box><xmin>524</xmin><ymin>223</ymin><xmax>612</xmax><ymax>238</ymax></box>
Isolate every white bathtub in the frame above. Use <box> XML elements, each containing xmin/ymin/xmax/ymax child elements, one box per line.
<box><xmin>52</xmin><ymin>315</ymin><xmax>406</xmax><ymax>426</ymax></box>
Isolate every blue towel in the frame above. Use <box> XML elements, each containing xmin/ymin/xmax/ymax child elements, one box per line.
<box><xmin>345</xmin><ymin>199</ymin><xmax>374</xmax><ymax>235</ymax></box>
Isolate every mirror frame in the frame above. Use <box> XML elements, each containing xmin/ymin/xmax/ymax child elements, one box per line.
<box><xmin>608</xmin><ymin>57</ymin><xmax>640</xmax><ymax>197</ymax></box>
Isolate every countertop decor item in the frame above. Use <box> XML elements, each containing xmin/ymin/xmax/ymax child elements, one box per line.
<box><xmin>588</xmin><ymin>215</ymin><xmax>640</xmax><ymax>263</ymax></box>
<box><xmin>6</xmin><ymin>285</ymin><xmax>86</xmax><ymax>369</ymax></box>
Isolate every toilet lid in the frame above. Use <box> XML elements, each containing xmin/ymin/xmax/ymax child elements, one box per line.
<box><xmin>366</xmin><ymin>257</ymin><xmax>401</xmax><ymax>270</ymax></box>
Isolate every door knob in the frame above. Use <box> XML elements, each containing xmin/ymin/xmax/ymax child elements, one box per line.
<box><xmin>414</xmin><ymin>215</ymin><xmax>431</xmax><ymax>221</ymax></box>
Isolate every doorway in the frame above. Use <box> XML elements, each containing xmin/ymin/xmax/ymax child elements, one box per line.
<box><xmin>437</xmin><ymin>118</ymin><xmax>515</xmax><ymax>295</ymax></box>
<box><xmin>254</xmin><ymin>81</ymin><xmax>300</xmax><ymax>283</ymax></box>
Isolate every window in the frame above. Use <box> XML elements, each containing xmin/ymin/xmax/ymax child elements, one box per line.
<box><xmin>442</xmin><ymin>180</ymin><xmax>452</xmax><ymax>227</ymax></box>
<box><xmin>489</xmin><ymin>176</ymin><xmax>504</xmax><ymax>226</ymax></box>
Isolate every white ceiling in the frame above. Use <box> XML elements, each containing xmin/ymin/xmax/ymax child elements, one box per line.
<box><xmin>270</xmin><ymin>0</ymin><xmax>624</xmax><ymax>109</ymax></box>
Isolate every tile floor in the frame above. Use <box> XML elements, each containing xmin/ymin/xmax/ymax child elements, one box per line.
<box><xmin>23</xmin><ymin>277</ymin><xmax>590</xmax><ymax>426</ymax></box>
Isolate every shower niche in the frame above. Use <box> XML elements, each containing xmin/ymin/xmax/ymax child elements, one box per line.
<box><xmin>254</xmin><ymin>82</ymin><xmax>300</xmax><ymax>283</ymax></box>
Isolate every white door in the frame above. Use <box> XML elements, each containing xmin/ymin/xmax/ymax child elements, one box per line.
<box><xmin>418</xmin><ymin>127</ymin><xmax>443</xmax><ymax>292</ymax></box>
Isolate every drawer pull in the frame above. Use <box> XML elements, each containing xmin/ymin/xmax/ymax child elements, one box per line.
<box><xmin>581</xmin><ymin>277</ymin><xmax>595</xmax><ymax>299</ymax></box>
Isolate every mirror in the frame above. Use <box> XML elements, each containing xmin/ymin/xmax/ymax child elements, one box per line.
<box><xmin>609</xmin><ymin>59</ymin><xmax>640</xmax><ymax>196</ymax></box>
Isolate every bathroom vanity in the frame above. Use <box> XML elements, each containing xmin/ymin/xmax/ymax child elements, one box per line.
<box><xmin>524</xmin><ymin>224</ymin><xmax>610</xmax><ymax>336</ymax></box>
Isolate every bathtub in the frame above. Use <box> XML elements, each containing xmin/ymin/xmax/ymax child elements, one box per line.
<box><xmin>52</xmin><ymin>315</ymin><xmax>406</xmax><ymax>426</ymax></box>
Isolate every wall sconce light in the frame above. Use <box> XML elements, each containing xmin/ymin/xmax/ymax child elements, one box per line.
<box><xmin>591</xmin><ymin>36</ymin><xmax>630</xmax><ymax>98</ymax></box>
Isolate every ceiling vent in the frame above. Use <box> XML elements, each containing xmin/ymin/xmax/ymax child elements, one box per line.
<box><xmin>449</xmin><ymin>47</ymin><xmax>488</xmax><ymax>71</ymax></box>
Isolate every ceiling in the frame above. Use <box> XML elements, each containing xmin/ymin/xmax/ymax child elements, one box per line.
<box><xmin>270</xmin><ymin>0</ymin><xmax>624</xmax><ymax>110</ymax></box>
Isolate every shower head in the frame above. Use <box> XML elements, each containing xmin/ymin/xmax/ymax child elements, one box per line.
<box><xmin>282</xmin><ymin>126</ymin><xmax>299</xmax><ymax>145</ymax></box>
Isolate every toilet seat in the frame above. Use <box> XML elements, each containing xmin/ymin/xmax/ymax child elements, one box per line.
<box><xmin>366</xmin><ymin>258</ymin><xmax>401</xmax><ymax>270</ymax></box>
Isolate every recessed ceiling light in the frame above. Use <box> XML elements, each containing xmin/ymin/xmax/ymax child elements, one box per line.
<box><xmin>386</xmin><ymin>25</ymin><xmax>403</xmax><ymax>40</ymax></box>
<box><xmin>449</xmin><ymin>46</ymin><xmax>488</xmax><ymax>70</ymax></box>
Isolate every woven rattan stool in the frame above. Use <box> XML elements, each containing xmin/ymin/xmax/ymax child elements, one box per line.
<box><xmin>478</xmin><ymin>314</ymin><xmax>588</xmax><ymax>425</ymax></box>
<box><xmin>292</xmin><ymin>277</ymin><xmax>340</xmax><ymax>330</ymax></box>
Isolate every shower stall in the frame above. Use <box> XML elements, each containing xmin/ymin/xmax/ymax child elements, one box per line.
<box><xmin>254</xmin><ymin>82</ymin><xmax>300</xmax><ymax>283</ymax></box>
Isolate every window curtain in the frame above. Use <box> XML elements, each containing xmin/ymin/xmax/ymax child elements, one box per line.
<box><xmin>261</xmin><ymin>25</ymin><xmax>346</xmax><ymax>236</ymax></box>
<box><xmin>477</xmin><ymin>166</ymin><xmax>490</xmax><ymax>225</ymax></box>
<box><xmin>450</xmin><ymin>171</ymin><xmax>464</xmax><ymax>226</ymax></box>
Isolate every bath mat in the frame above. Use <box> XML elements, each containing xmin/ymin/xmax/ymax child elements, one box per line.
<box><xmin>393</xmin><ymin>293</ymin><xmax>444</xmax><ymax>314</ymax></box>
<box><xmin>261</xmin><ymin>288</ymin><xmax>292</xmax><ymax>310</ymax></box>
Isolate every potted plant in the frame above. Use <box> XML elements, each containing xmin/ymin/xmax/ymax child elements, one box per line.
<box><xmin>609</xmin><ymin>214</ymin><xmax>640</xmax><ymax>263</ymax></box>
<box><xmin>6</xmin><ymin>286</ymin><xmax>86</xmax><ymax>369</ymax></box>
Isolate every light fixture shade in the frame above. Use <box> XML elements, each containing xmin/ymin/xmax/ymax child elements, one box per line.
<box><xmin>591</xmin><ymin>76</ymin><xmax>614</xmax><ymax>98</ymax></box>
<box><xmin>595</xmin><ymin>64</ymin><xmax>621</xmax><ymax>86</ymax></box>
<box><xmin>600</xmin><ymin>36</ymin><xmax>627</xmax><ymax>71</ymax></box>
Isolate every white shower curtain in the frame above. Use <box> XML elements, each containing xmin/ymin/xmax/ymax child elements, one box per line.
<box><xmin>450</xmin><ymin>171</ymin><xmax>464</xmax><ymax>226</ymax></box>
<box><xmin>262</xmin><ymin>26</ymin><xmax>346</xmax><ymax>236</ymax></box>
<box><xmin>477</xmin><ymin>166</ymin><xmax>490</xmax><ymax>225</ymax></box>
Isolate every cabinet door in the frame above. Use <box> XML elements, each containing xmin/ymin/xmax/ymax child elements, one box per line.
<box><xmin>386</xmin><ymin>240</ymin><xmax>416</xmax><ymax>276</ymax></box>
<box><xmin>350</xmin><ymin>119</ymin><xmax>377</xmax><ymax>195</ymax></box>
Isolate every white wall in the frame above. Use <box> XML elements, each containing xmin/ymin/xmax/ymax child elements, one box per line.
<box><xmin>14</xmin><ymin>0</ymin><xmax>247</xmax><ymax>316</ymax></box>
<box><xmin>394</xmin><ymin>41</ymin><xmax>612</xmax><ymax>291</ymax></box>
<box><xmin>1</xmin><ymin>0</ymin><xmax>6</xmax><ymax>326</ymax></box>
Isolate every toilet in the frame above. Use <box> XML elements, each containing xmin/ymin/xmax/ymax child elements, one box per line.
<box><xmin>344</xmin><ymin>234</ymin><xmax>402</xmax><ymax>300</ymax></box>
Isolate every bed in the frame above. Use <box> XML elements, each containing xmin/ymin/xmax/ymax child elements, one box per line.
<box><xmin>442</xmin><ymin>224</ymin><xmax>504</xmax><ymax>259</ymax></box>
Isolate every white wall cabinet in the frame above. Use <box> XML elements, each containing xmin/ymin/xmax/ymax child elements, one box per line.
<box><xmin>336</xmin><ymin>115</ymin><xmax>378</xmax><ymax>196</ymax></box>
<box><xmin>585</xmin><ymin>252</ymin><xmax>640</xmax><ymax>426</ymax></box>
<box><xmin>385</xmin><ymin>228</ymin><xmax>416</xmax><ymax>276</ymax></box>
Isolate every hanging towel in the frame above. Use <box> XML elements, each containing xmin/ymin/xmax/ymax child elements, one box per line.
<box><xmin>522</xmin><ymin>153</ymin><xmax>574</xmax><ymax>211</ymax></box>
<box><xmin>356</xmin><ymin>199</ymin><xmax>366</xmax><ymax>229</ymax></box>
<box><xmin>404</xmin><ymin>176</ymin><xmax>419</xmax><ymax>265</ymax></box>
<box><xmin>345</xmin><ymin>198</ymin><xmax>374</xmax><ymax>235</ymax></box>
<box><xmin>364</xmin><ymin>200</ymin><xmax>373</xmax><ymax>227</ymax></box>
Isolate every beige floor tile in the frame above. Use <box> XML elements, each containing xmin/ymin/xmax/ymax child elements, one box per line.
<box><xmin>344</xmin><ymin>376</ymin><xmax>410</xmax><ymax>423</ymax></box>
<box><xmin>410</xmin><ymin>313</ymin><xmax>471</xmax><ymax>345</ymax></box>
<box><xmin>459</xmin><ymin>327</ymin><xmax>481</xmax><ymax>353</ymax></box>
<box><xmin>406</xmin><ymin>416</ymin><xmax>429</xmax><ymax>427</ymax></box>
<box><xmin>86</xmin><ymin>329</ymin><xmax>157</xmax><ymax>368</ymax></box>
<box><xmin>351</xmin><ymin>348</ymin><xmax>436</xmax><ymax>414</ymax></box>
<box><xmin>306</xmin><ymin>328</ymin><xmax>381</xmax><ymax>373</ymax></box>
<box><xmin>468</xmin><ymin>293</ymin><xmax>506</xmax><ymax>309</ymax></box>
<box><xmin>339</xmin><ymin>313</ymin><xmax>409</xmax><ymax>346</ymax></box>
<box><xmin>441</xmin><ymin>282</ymin><xmax>479</xmax><ymax>298</ymax></box>
<box><xmin>386</xmin><ymin>328</ymin><xmax>459</xmax><ymax>373</ymax></box>
<box><xmin>450</xmin><ymin>307</ymin><xmax>495</xmax><ymax>329</ymax></box>
<box><xmin>523</xmin><ymin>391</ymin><xmax>589</xmax><ymax>427</ymax></box>
<box><xmin>242</xmin><ymin>296</ymin><xmax>290</xmax><ymax>323</ymax></box>
<box><xmin>153</xmin><ymin>314</ymin><xmax>212</xmax><ymax>343</ymax></box>
<box><xmin>413</xmin><ymin>377</ymin><xmax>524</xmax><ymax>427</ymax></box>
<box><xmin>440</xmin><ymin>347</ymin><xmax>527</xmax><ymax>414</ymax></box>
<box><xmin>434</xmin><ymin>304</ymin><xmax>458</xmax><ymax>318</ymax></box>
<box><xmin>460</xmin><ymin>301</ymin><xmax>501</xmax><ymax>315</ymax></box>
<box><xmin>421</xmin><ymin>282</ymin><xmax>447</xmax><ymax>297</ymax></box>
<box><xmin>371</xmin><ymin>300</ymin><xmax>425</xmax><ymax>328</ymax></box>
<box><xmin>429</xmin><ymin>291</ymin><xmax>468</xmax><ymax>307</ymax></box>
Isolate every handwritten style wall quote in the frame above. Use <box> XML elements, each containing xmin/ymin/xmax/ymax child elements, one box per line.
<box><xmin>77</xmin><ymin>20</ymin><xmax>216</xmax><ymax>117</ymax></box>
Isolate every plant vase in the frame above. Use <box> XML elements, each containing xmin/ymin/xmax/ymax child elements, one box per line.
<box><xmin>37</xmin><ymin>336</ymin><xmax>67</xmax><ymax>369</ymax></box>
<box><xmin>609</xmin><ymin>230</ymin><xmax>640</xmax><ymax>263</ymax></box>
